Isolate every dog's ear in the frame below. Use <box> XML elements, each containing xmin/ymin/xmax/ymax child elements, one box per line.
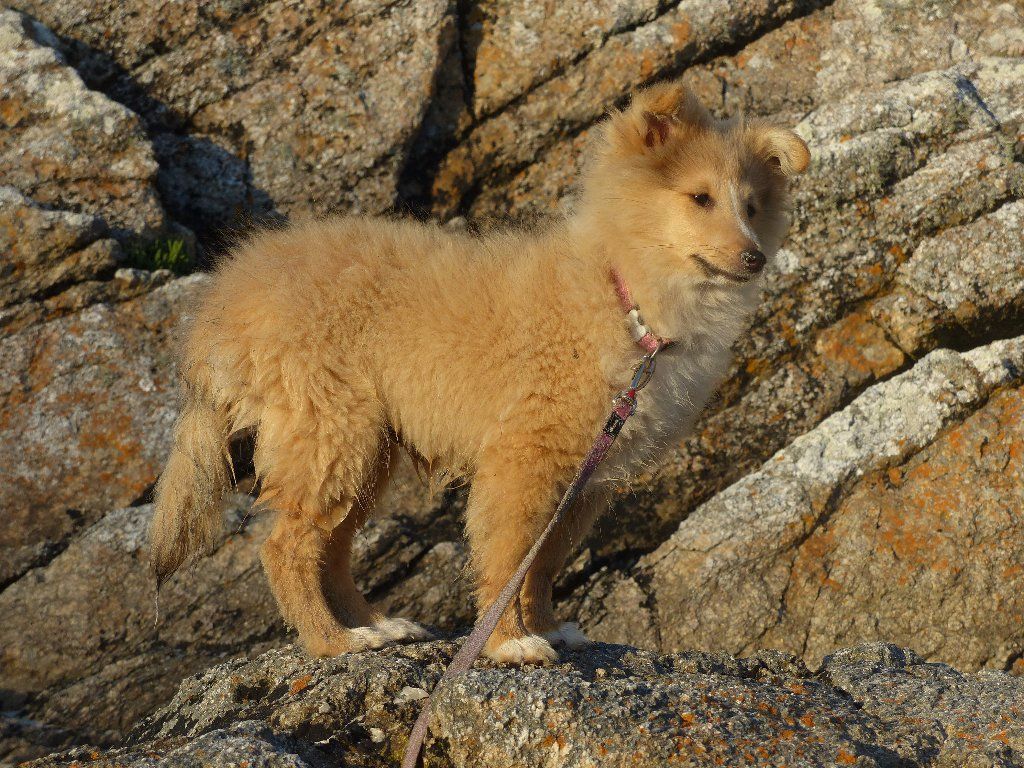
<box><xmin>604</xmin><ymin>80</ymin><xmax>711</xmax><ymax>157</ymax></box>
<box><xmin>748</xmin><ymin>123</ymin><xmax>811</xmax><ymax>176</ymax></box>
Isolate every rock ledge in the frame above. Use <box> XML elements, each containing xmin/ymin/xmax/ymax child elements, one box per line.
<box><xmin>28</xmin><ymin>640</ymin><xmax>1024</xmax><ymax>768</ymax></box>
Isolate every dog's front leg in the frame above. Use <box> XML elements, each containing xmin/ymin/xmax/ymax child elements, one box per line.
<box><xmin>464</xmin><ymin>447</ymin><xmax>575</xmax><ymax>665</ymax></box>
<box><xmin>520</xmin><ymin>489</ymin><xmax>608</xmax><ymax>649</ymax></box>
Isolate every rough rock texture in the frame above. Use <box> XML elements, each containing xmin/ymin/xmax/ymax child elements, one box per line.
<box><xmin>463</xmin><ymin>0</ymin><xmax>666</xmax><ymax>117</ymax></box>
<box><xmin>0</xmin><ymin>7</ymin><xmax>193</xmax><ymax>334</ymax></box>
<box><xmin>0</xmin><ymin>276</ymin><xmax>205</xmax><ymax>589</ymax></box>
<box><xmin>7</xmin><ymin>0</ymin><xmax>835</xmax><ymax>231</ymax></box>
<box><xmin>0</xmin><ymin>8</ymin><xmax>167</xmax><ymax>239</ymax></box>
<box><xmin>0</xmin><ymin>478</ymin><xmax>468</xmax><ymax>760</ymax></box>
<box><xmin>579</xmin><ymin>336</ymin><xmax>1024</xmax><ymax>672</ymax></box>
<box><xmin>8</xmin><ymin>0</ymin><xmax>457</xmax><ymax>238</ymax></box>
<box><xmin>429</xmin><ymin>0</ymin><xmax>831</xmax><ymax>215</ymax></box>
<box><xmin>0</xmin><ymin>187</ymin><xmax>116</xmax><ymax>310</ymax></box>
<box><xmin>24</xmin><ymin>641</ymin><xmax>1024</xmax><ymax>768</ymax></box>
<box><xmin>0</xmin><ymin>496</ymin><xmax>279</xmax><ymax>753</ymax></box>
<box><xmin>475</xmin><ymin>0</ymin><xmax>1024</xmax><ymax>220</ymax></box>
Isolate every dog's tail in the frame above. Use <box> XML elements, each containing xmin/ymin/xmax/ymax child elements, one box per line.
<box><xmin>148</xmin><ymin>385</ymin><xmax>231</xmax><ymax>589</ymax></box>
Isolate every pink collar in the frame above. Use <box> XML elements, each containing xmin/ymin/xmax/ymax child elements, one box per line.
<box><xmin>610</xmin><ymin>268</ymin><xmax>672</xmax><ymax>354</ymax></box>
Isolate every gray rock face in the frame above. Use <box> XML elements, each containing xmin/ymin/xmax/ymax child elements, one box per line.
<box><xmin>581</xmin><ymin>336</ymin><xmax>1024</xmax><ymax>672</ymax></box>
<box><xmin>432</xmin><ymin>0</ymin><xmax>829</xmax><ymax>216</ymax></box>
<box><xmin>0</xmin><ymin>187</ymin><xmax>116</xmax><ymax>311</ymax></box>
<box><xmin>0</xmin><ymin>188</ymin><xmax>123</xmax><ymax>327</ymax></box>
<box><xmin>0</xmin><ymin>276</ymin><xmax>205</xmax><ymax>589</ymax></box>
<box><xmin>8</xmin><ymin>0</ymin><xmax>457</xmax><ymax>237</ymax></box>
<box><xmin>24</xmin><ymin>641</ymin><xmax>1024</xmax><ymax>768</ymax></box>
<box><xmin>890</xmin><ymin>199</ymin><xmax>1024</xmax><ymax>344</ymax></box>
<box><xmin>0</xmin><ymin>472</ymin><xmax>468</xmax><ymax>759</ymax></box>
<box><xmin>0</xmin><ymin>8</ymin><xmax>167</xmax><ymax>239</ymax></box>
<box><xmin>0</xmin><ymin>7</ymin><xmax>194</xmax><ymax>334</ymax></box>
<box><xmin>0</xmin><ymin>496</ymin><xmax>279</xmax><ymax>750</ymax></box>
<box><xmin>463</xmin><ymin>0</ymin><xmax>666</xmax><ymax>118</ymax></box>
<box><xmin>478</xmin><ymin>0</ymin><xmax>1024</xmax><ymax>221</ymax></box>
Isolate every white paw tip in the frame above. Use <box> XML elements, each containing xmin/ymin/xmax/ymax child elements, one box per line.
<box><xmin>557</xmin><ymin>622</ymin><xmax>592</xmax><ymax>649</ymax></box>
<box><xmin>349</xmin><ymin>625</ymin><xmax>392</xmax><ymax>651</ymax></box>
<box><xmin>542</xmin><ymin>628</ymin><xmax>565</xmax><ymax>646</ymax></box>
<box><xmin>373</xmin><ymin>617</ymin><xmax>435</xmax><ymax>643</ymax></box>
<box><xmin>487</xmin><ymin>635</ymin><xmax>559</xmax><ymax>665</ymax></box>
<box><xmin>543</xmin><ymin>622</ymin><xmax>592</xmax><ymax>649</ymax></box>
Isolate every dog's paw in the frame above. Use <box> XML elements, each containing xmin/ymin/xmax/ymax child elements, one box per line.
<box><xmin>485</xmin><ymin>634</ymin><xmax>559</xmax><ymax>665</ymax></box>
<box><xmin>305</xmin><ymin>632</ymin><xmax>356</xmax><ymax>657</ymax></box>
<box><xmin>347</xmin><ymin>618</ymin><xmax>434</xmax><ymax>651</ymax></box>
<box><xmin>348</xmin><ymin>625</ymin><xmax>395</xmax><ymax>652</ymax></box>
<box><xmin>543</xmin><ymin>622</ymin><xmax>593</xmax><ymax>650</ymax></box>
<box><xmin>373</xmin><ymin>617</ymin><xmax>435</xmax><ymax>644</ymax></box>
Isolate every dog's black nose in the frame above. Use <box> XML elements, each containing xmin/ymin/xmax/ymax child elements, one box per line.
<box><xmin>741</xmin><ymin>250</ymin><xmax>766</xmax><ymax>274</ymax></box>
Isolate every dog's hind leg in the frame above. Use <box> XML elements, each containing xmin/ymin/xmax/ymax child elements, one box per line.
<box><xmin>321</xmin><ymin>442</ymin><xmax>433</xmax><ymax>645</ymax></box>
<box><xmin>322</xmin><ymin>502</ymin><xmax>381</xmax><ymax>628</ymax></box>
<box><xmin>261</xmin><ymin>510</ymin><xmax>361</xmax><ymax>656</ymax></box>
<box><xmin>264</xmin><ymin>504</ymin><xmax>427</xmax><ymax>656</ymax></box>
<box><xmin>262</xmin><ymin>499</ymin><xmax>428</xmax><ymax>656</ymax></box>
<box><xmin>258</xmin><ymin>380</ymin><xmax>421</xmax><ymax>656</ymax></box>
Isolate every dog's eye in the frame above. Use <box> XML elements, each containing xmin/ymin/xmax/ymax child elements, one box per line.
<box><xmin>692</xmin><ymin>193</ymin><xmax>714</xmax><ymax>209</ymax></box>
<box><xmin>747</xmin><ymin>202</ymin><xmax>757</xmax><ymax>218</ymax></box>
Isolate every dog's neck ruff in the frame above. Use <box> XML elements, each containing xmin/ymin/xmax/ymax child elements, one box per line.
<box><xmin>610</xmin><ymin>267</ymin><xmax>673</xmax><ymax>354</ymax></box>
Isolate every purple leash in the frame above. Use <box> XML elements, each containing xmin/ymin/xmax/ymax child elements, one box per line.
<box><xmin>400</xmin><ymin>346</ymin><xmax>661</xmax><ymax>768</ymax></box>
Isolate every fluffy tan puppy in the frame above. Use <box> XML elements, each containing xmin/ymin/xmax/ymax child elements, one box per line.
<box><xmin>149</xmin><ymin>81</ymin><xmax>809</xmax><ymax>664</ymax></box>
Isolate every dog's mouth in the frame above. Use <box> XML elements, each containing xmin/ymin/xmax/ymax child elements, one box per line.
<box><xmin>690</xmin><ymin>254</ymin><xmax>751</xmax><ymax>283</ymax></box>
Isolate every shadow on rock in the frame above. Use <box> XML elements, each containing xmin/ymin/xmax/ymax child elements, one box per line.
<box><xmin>33</xmin><ymin>23</ymin><xmax>283</xmax><ymax>260</ymax></box>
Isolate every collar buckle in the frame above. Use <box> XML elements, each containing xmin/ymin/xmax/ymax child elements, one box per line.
<box><xmin>610</xmin><ymin>268</ymin><xmax>672</xmax><ymax>354</ymax></box>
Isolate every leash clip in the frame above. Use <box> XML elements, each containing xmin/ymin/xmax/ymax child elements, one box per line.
<box><xmin>629</xmin><ymin>342</ymin><xmax>661</xmax><ymax>392</ymax></box>
<box><xmin>609</xmin><ymin>341</ymin><xmax>661</xmax><ymax>425</ymax></box>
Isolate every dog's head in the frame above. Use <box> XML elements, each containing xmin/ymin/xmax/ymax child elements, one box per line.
<box><xmin>579</xmin><ymin>80</ymin><xmax>809</xmax><ymax>291</ymax></box>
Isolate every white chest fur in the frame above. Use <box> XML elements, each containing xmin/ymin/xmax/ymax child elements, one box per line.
<box><xmin>593</xmin><ymin>336</ymin><xmax>733</xmax><ymax>486</ymax></box>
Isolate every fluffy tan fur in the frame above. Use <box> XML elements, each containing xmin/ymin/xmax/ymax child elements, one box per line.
<box><xmin>149</xmin><ymin>80</ymin><xmax>809</xmax><ymax>663</ymax></box>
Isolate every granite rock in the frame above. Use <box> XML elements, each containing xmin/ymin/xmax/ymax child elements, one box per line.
<box><xmin>0</xmin><ymin>8</ymin><xmax>167</xmax><ymax>239</ymax></box>
<box><xmin>0</xmin><ymin>473</ymin><xmax>468</xmax><ymax>761</ymax></box>
<box><xmin>0</xmin><ymin>276</ymin><xmax>206</xmax><ymax>588</ymax></box>
<box><xmin>9</xmin><ymin>0</ymin><xmax>457</xmax><ymax>237</ymax></box>
<box><xmin>22</xmin><ymin>641</ymin><xmax>1024</xmax><ymax>768</ymax></box>
<box><xmin>0</xmin><ymin>186</ymin><xmax>118</xmax><ymax>310</ymax></box>
<box><xmin>581</xmin><ymin>336</ymin><xmax>1024</xmax><ymax>673</ymax></box>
